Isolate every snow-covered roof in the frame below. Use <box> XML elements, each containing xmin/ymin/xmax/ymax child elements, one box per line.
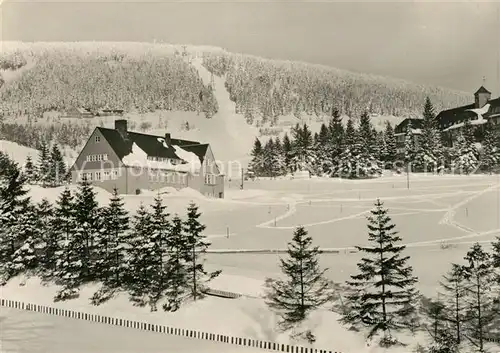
<box><xmin>442</xmin><ymin>119</ymin><xmax>488</xmax><ymax>132</ymax></box>
<box><xmin>122</xmin><ymin>143</ymin><xmax>201</xmax><ymax>172</ymax></box>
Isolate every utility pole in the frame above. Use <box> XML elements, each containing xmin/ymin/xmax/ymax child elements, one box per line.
<box><xmin>240</xmin><ymin>168</ymin><xmax>244</xmax><ymax>190</ymax></box>
<box><xmin>407</xmin><ymin>161</ymin><xmax>411</xmax><ymax>190</ymax></box>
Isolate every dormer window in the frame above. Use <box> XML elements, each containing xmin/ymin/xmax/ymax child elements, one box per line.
<box><xmin>95</xmin><ymin>136</ymin><xmax>101</xmax><ymax>143</ymax></box>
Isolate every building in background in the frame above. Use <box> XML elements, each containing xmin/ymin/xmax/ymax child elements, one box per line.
<box><xmin>70</xmin><ymin>119</ymin><xmax>224</xmax><ymax>198</ymax></box>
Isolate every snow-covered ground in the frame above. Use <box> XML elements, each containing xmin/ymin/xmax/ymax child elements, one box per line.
<box><xmin>2</xmin><ymin>174</ymin><xmax>500</xmax><ymax>352</ymax></box>
<box><xmin>0</xmin><ymin>308</ymin><xmax>265</xmax><ymax>353</ymax></box>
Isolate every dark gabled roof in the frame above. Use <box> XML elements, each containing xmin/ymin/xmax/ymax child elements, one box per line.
<box><xmin>394</xmin><ymin>118</ymin><xmax>423</xmax><ymax>134</ymax></box>
<box><xmin>435</xmin><ymin>103</ymin><xmax>476</xmax><ymax>127</ymax></box>
<box><xmin>475</xmin><ymin>86</ymin><xmax>491</xmax><ymax>95</ymax></box>
<box><xmin>96</xmin><ymin>127</ymin><xmax>207</xmax><ymax>161</ymax></box>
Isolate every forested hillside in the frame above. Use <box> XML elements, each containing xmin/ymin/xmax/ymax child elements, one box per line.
<box><xmin>0</xmin><ymin>42</ymin><xmax>471</xmax><ymax>123</ymax></box>
<box><xmin>201</xmin><ymin>52</ymin><xmax>471</xmax><ymax>121</ymax></box>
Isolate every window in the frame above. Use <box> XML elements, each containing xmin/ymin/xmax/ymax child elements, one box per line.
<box><xmin>103</xmin><ymin>171</ymin><xmax>110</xmax><ymax>180</ymax></box>
<box><xmin>95</xmin><ymin>172</ymin><xmax>101</xmax><ymax>181</ymax></box>
<box><xmin>83</xmin><ymin>172</ymin><xmax>93</xmax><ymax>181</ymax></box>
<box><xmin>95</xmin><ymin>136</ymin><xmax>101</xmax><ymax>143</ymax></box>
<box><xmin>204</xmin><ymin>174</ymin><xmax>216</xmax><ymax>185</ymax></box>
<box><xmin>112</xmin><ymin>170</ymin><xmax>119</xmax><ymax>180</ymax></box>
<box><xmin>103</xmin><ymin>154</ymin><xmax>108</xmax><ymax>161</ymax></box>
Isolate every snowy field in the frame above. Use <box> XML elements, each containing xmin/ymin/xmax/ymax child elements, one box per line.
<box><xmin>206</xmin><ymin>175</ymin><xmax>500</xmax><ymax>296</ymax></box>
<box><xmin>0</xmin><ymin>307</ymin><xmax>266</xmax><ymax>353</ymax></box>
<box><xmin>2</xmin><ymin>174</ymin><xmax>499</xmax><ymax>353</ymax></box>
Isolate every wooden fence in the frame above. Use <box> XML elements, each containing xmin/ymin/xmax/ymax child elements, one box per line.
<box><xmin>0</xmin><ymin>298</ymin><xmax>340</xmax><ymax>353</ymax></box>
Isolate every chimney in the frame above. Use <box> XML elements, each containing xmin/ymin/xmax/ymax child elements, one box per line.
<box><xmin>115</xmin><ymin>119</ymin><xmax>128</xmax><ymax>139</ymax></box>
<box><xmin>164</xmin><ymin>133</ymin><xmax>171</xmax><ymax>146</ymax></box>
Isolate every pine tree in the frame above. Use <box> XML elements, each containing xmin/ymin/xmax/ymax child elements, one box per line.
<box><xmin>184</xmin><ymin>202</ymin><xmax>220</xmax><ymax>301</ymax></box>
<box><xmin>248</xmin><ymin>137</ymin><xmax>265</xmax><ymax>177</ymax></box>
<box><xmin>415</xmin><ymin>97</ymin><xmax>443</xmax><ymax>173</ymax></box>
<box><xmin>147</xmin><ymin>195</ymin><xmax>171</xmax><ymax>311</ymax></box>
<box><xmin>480</xmin><ymin>126</ymin><xmax>500</xmax><ymax>174</ymax></box>
<box><xmin>37</xmin><ymin>140</ymin><xmax>51</xmax><ymax>187</ymax></box>
<box><xmin>9</xmin><ymin>203</ymin><xmax>41</xmax><ymax>278</ymax></box>
<box><xmin>315</xmin><ymin>123</ymin><xmax>331</xmax><ymax>175</ymax></box>
<box><xmin>358</xmin><ymin>111</ymin><xmax>376</xmax><ymax>156</ymax></box>
<box><xmin>337</xmin><ymin>118</ymin><xmax>358</xmax><ymax>178</ymax></box>
<box><xmin>73</xmin><ymin>178</ymin><xmax>101</xmax><ymax>281</ymax></box>
<box><xmin>50</xmin><ymin>143</ymin><xmax>67</xmax><ymax>186</ymax></box>
<box><xmin>91</xmin><ymin>187</ymin><xmax>130</xmax><ymax>305</ymax></box>
<box><xmin>421</xmin><ymin>297</ymin><xmax>452</xmax><ymax>350</ymax></box>
<box><xmin>282</xmin><ymin>133</ymin><xmax>293</xmax><ymax>175</ymax></box>
<box><xmin>265</xmin><ymin>226</ymin><xmax>333</xmax><ymax>342</ymax></box>
<box><xmin>0</xmin><ymin>166</ymin><xmax>31</xmax><ymax>283</ymax></box>
<box><xmin>327</xmin><ymin>109</ymin><xmax>344</xmax><ymax>175</ymax></box>
<box><xmin>36</xmin><ymin>198</ymin><xmax>57</xmax><ymax>280</ymax></box>
<box><xmin>52</xmin><ymin>187</ymin><xmax>81</xmax><ymax>300</ymax></box>
<box><xmin>404</xmin><ymin>122</ymin><xmax>417</xmax><ymax>174</ymax></box>
<box><xmin>439</xmin><ymin>264</ymin><xmax>468</xmax><ymax>345</ymax></box>
<box><xmin>384</xmin><ymin>121</ymin><xmax>398</xmax><ymax>166</ymax></box>
<box><xmin>341</xmin><ymin>199</ymin><xmax>419</xmax><ymax>346</ymax></box>
<box><xmin>461</xmin><ymin>243</ymin><xmax>496</xmax><ymax>352</ymax></box>
<box><xmin>127</xmin><ymin>204</ymin><xmax>155</xmax><ymax>307</ymax></box>
<box><xmin>453</xmin><ymin>120</ymin><xmax>479</xmax><ymax>175</ymax></box>
<box><xmin>273</xmin><ymin>136</ymin><xmax>286</xmax><ymax>177</ymax></box>
<box><xmin>24</xmin><ymin>155</ymin><xmax>37</xmax><ymax>184</ymax></box>
<box><xmin>291</xmin><ymin>124</ymin><xmax>316</xmax><ymax>174</ymax></box>
<box><xmin>164</xmin><ymin>215</ymin><xmax>189</xmax><ymax>311</ymax></box>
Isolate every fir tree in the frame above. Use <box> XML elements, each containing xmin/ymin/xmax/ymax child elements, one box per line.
<box><xmin>164</xmin><ymin>215</ymin><xmax>189</xmax><ymax>311</ymax></box>
<box><xmin>291</xmin><ymin>124</ymin><xmax>316</xmax><ymax>174</ymax></box>
<box><xmin>37</xmin><ymin>140</ymin><xmax>51</xmax><ymax>187</ymax></box>
<box><xmin>480</xmin><ymin>126</ymin><xmax>500</xmax><ymax>174</ymax></box>
<box><xmin>383</xmin><ymin>121</ymin><xmax>398</xmax><ymax>166</ymax></box>
<box><xmin>337</xmin><ymin>118</ymin><xmax>358</xmax><ymax>178</ymax></box>
<box><xmin>358</xmin><ymin>111</ymin><xmax>376</xmax><ymax>156</ymax></box>
<box><xmin>36</xmin><ymin>198</ymin><xmax>57</xmax><ymax>280</ymax></box>
<box><xmin>421</xmin><ymin>297</ymin><xmax>453</xmax><ymax>350</ymax></box>
<box><xmin>73</xmin><ymin>178</ymin><xmax>101</xmax><ymax>281</ymax></box>
<box><xmin>91</xmin><ymin>187</ymin><xmax>130</xmax><ymax>305</ymax></box>
<box><xmin>452</xmin><ymin>120</ymin><xmax>480</xmax><ymax>175</ymax></box>
<box><xmin>0</xmin><ymin>166</ymin><xmax>31</xmax><ymax>283</ymax></box>
<box><xmin>415</xmin><ymin>97</ymin><xmax>443</xmax><ymax>173</ymax></box>
<box><xmin>327</xmin><ymin>109</ymin><xmax>344</xmax><ymax>175</ymax></box>
<box><xmin>404</xmin><ymin>122</ymin><xmax>416</xmax><ymax>173</ymax></box>
<box><xmin>52</xmin><ymin>187</ymin><xmax>81</xmax><ymax>300</ymax></box>
<box><xmin>24</xmin><ymin>155</ymin><xmax>37</xmax><ymax>184</ymax></box>
<box><xmin>315</xmin><ymin>123</ymin><xmax>331</xmax><ymax>175</ymax></box>
<box><xmin>282</xmin><ymin>133</ymin><xmax>293</xmax><ymax>175</ymax></box>
<box><xmin>127</xmin><ymin>204</ymin><xmax>155</xmax><ymax>307</ymax></box>
<box><xmin>147</xmin><ymin>195</ymin><xmax>171</xmax><ymax>311</ymax></box>
<box><xmin>183</xmin><ymin>202</ymin><xmax>220</xmax><ymax>301</ymax></box>
<box><xmin>9</xmin><ymin>203</ymin><xmax>41</xmax><ymax>278</ymax></box>
<box><xmin>248</xmin><ymin>137</ymin><xmax>265</xmax><ymax>177</ymax></box>
<box><xmin>265</xmin><ymin>226</ymin><xmax>333</xmax><ymax>342</ymax></box>
<box><xmin>461</xmin><ymin>243</ymin><xmax>496</xmax><ymax>352</ymax></box>
<box><xmin>50</xmin><ymin>143</ymin><xmax>67</xmax><ymax>186</ymax></box>
<box><xmin>341</xmin><ymin>199</ymin><xmax>419</xmax><ymax>346</ymax></box>
<box><xmin>439</xmin><ymin>264</ymin><xmax>468</xmax><ymax>345</ymax></box>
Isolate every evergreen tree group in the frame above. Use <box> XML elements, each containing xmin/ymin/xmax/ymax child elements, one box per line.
<box><xmin>0</xmin><ymin>163</ymin><xmax>218</xmax><ymax>312</ymax></box>
<box><xmin>248</xmin><ymin>109</ymin><xmax>386</xmax><ymax>179</ymax></box>
<box><xmin>24</xmin><ymin>141</ymin><xmax>69</xmax><ymax>187</ymax></box>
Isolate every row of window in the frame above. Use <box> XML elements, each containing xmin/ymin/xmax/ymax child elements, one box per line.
<box><xmin>86</xmin><ymin>154</ymin><xmax>109</xmax><ymax>162</ymax></box>
<box><xmin>80</xmin><ymin>170</ymin><xmax>119</xmax><ymax>181</ymax></box>
<box><xmin>146</xmin><ymin>156</ymin><xmax>180</xmax><ymax>165</ymax></box>
<box><xmin>204</xmin><ymin>174</ymin><xmax>217</xmax><ymax>185</ymax></box>
<box><xmin>149</xmin><ymin>171</ymin><xmax>187</xmax><ymax>184</ymax></box>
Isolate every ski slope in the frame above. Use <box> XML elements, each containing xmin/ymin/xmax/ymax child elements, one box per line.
<box><xmin>0</xmin><ymin>307</ymin><xmax>267</xmax><ymax>353</ymax></box>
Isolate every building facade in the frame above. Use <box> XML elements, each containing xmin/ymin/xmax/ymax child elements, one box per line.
<box><xmin>436</xmin><ymin>86</ymin><xmax>500</xmax><ymax>145</ymax></box>
<box><xmin>70</xmin><ymin>120</ymin><xmax>224</xmax><ymax>198</ymax></box>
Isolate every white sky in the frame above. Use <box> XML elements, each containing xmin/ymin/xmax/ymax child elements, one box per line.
<box><xmin>1</xmin><ymin>0</ymin><xmax>499</xmax><ymax>95</ymax></box>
